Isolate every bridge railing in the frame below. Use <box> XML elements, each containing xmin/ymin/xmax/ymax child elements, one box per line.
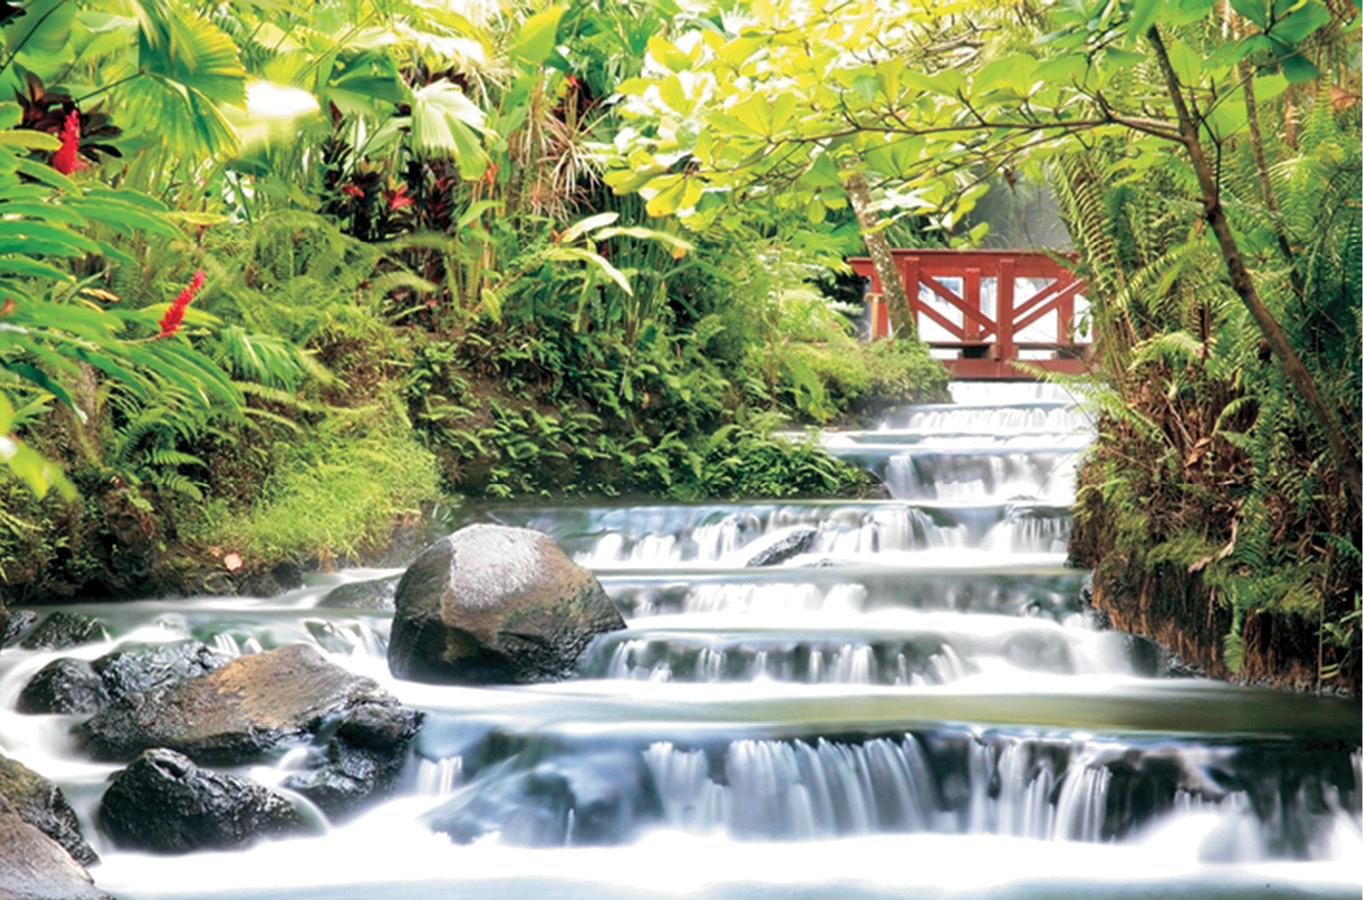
<box><xmin>849</xmin><ymin>249</ymin><xmax>1091</xmax><ymax>380</ymax></box>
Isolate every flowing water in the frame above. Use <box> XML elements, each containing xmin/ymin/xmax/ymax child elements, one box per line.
<box><xmin>0</xmin><ymin>382</ymin><xmax>1358</xmax><ymax>900</ymax></box>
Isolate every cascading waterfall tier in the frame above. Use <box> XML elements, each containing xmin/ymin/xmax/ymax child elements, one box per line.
<box><xmin>2</xmin><ymin>380</ymin><xmax>1358</xmax><ymax>900</ymax></box>
<box><xmin>412</xmin><ymin>724</ymin><xmax>1360</xmax><ymax>858</ymax></box>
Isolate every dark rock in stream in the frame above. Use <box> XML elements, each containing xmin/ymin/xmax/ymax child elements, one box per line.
<box><xmin>19</xmin><ymin>640</ymin><xmax>229</xmax><ymax>717</ymax></box>
<box><xmin>282</xmin><ymin>702</ymin><xmax>422</xmax><ymax>820</ymax></box>
<box><xmin>1</xmin><ymin>608</ymin><xmax>38</xmax><ymax>647</ymax></box>
<box><xmin>317</xmin><ymin>576</ymin><xmax>401</xmax><ymax>611</ymax></box>
<box><xmin>20</xmin><ymin>612</ymin><xmax>105</xmax><ymax>651</ymax></box>
<box><xmin>0</xmin><ymin>754</ymin><xmax>98</xmax><ymax>866</ymax></box>
<box><xmin>0</xmin><ymin>794</ymin><xmax>108</xmax><ymax>900</ymax></box>
<box><xmin>423</xmin><ymin>751</ymin><xmax>662</xmax><ymax>846</ymax></box>
<box><xmin>92</xmin><ymin>639</ymin><xmax>229</xmax><ymax>699</ymax></box>
<box><xmin>17</xmin><ymin>659</ymin><xmax>108</xmax><ymax>716</ymax></box>
<box><xmin>80</xmin><ymin>643</ymin><xmax>412</xmax><ymax>764</ymax></box>
<box><xmin>744</xmin><ymin>527</ymin><xmax>818</xmax><ymax>567</ymax></box>
<box><xmin>99</xmin><ymin>748</ymin><xmax>308</xmax><ymax>853</ymax></box>
<box><xmin>388</xmin><ymin>525</ymin><xmax>625</xmax><ymax>685</ymax></box>
<box><xmin>237</xmin><ymin>560</ymin><xmax>307</xmax><ymax>598</ymax></box>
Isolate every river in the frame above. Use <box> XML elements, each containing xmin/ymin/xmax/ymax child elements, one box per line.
<box><xmin>0</xmin><ymin>381</ymin><xmax>1357</xmax><ymax>899</ymax></box>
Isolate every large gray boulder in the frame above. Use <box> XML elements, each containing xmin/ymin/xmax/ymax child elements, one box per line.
<box><xmin>98</xmin><ymin>749</ymin><xmax>307</xmax><ymax>853</ymax></box>
<box><xmin>0</xmin><ymin>755</ymin><xmax>97</xmax><ymax>866</ymax></box>
<box><xmin>388</xmin><ymin>525</ymin><xmax>626</xmax><ymax>684</ymax></box>
<box><xmin>80</xmin><ymin>643</ymin><xmax>410</xmax><ymax>764</ymax></box>
<box><xmin>0</xmin><ymin>795</ymin><xmax>107</xmax><ymax>900</ymax></box>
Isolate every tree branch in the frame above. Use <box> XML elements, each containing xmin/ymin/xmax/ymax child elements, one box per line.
<box><xmin>1147</xmin><ymin>23</ymin><xmax>1362</xmax><ymax>506</ymax></box>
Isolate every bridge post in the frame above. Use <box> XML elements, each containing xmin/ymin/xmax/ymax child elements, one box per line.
<box><xmin>901</xmin><ymin>256</ymin><xmax>921</xmax><ymax>335</ymax></box>
<box><xmin>997</xmin><ymin>258</ymin><xmax>1016</xmax><ymax>372</ymax></box>
<box><xmin>1057</xmin><ymin>271</ymin><xmax>1074</xmax><ymax>345</ymax></box>
<box><xmin>963</xmin><ymin>267</ymin><xmax>981</xmax><ymax>343</ymax></box>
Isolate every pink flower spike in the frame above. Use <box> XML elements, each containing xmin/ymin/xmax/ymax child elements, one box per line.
<box><xmin>157</xmin><ymin>270</ymin><xmax>206</xmax><ymax>339</ymax></box>
<box><xmin>50</xmin><ymin>110</ymin><xmax>89</xmax><ymax>176</ymax></box>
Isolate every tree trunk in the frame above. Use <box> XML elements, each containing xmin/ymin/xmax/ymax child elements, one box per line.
<box><xmin>842</xmin><ymin>167</ymin><xmax>917</xmax><ymax>340</ymax></box>
<box><xmin>1148</xmin><ymin>25</ymin><xmax>1362</xmax><ymax>506</ymax></box>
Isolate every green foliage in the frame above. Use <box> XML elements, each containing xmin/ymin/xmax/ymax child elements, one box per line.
<box><xmin>1061</xmin><ymin>80</ymin><xmax>1360</xmax><ymax>688</ymax></box>
<box><xmin>194</xmin><ymin>395</ymin><xmax>441</xmax><ymax>564</ymax></box>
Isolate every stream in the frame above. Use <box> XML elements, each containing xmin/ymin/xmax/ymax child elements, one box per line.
<box><xmin>1</xmin><ymin>381</ymin><xmax>1358</xmax><ymax>899</ymax></box>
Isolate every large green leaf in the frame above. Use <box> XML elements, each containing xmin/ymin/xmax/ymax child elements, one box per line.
<box><xmin>409</xmin><ymin>81</ymin><xmax>490</xmax><ymax>177</ymax></box>
<box><xmin>5</xmin><ymin>0</ymin><xmax>75</xmax><ymax>55</ymax></box>
<box><xmin>513</xmin><ymin>6</ymin><xmax>564</xmax><ymax>68</ymax></box>
<box><xmin>136</xmin><ymin>0</ymin><xmax>247</xmax><ymax>106</ymax></box>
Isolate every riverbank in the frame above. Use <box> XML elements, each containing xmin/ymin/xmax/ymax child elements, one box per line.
<box><xmin>0</xmin><ymin>301</ymin><xmax>945</xmax><ymax>606</ymax></box>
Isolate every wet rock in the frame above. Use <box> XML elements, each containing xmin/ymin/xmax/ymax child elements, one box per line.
<box><xmin>1</xmin><ymin>608</ymin><xmax>38</xmax><ymax>647</ymax></box>
<box><xmin>19</xmin><ymin>640</ymin><xmax>229</xmax><ymax>717</ymax></box>
<box><xmin>423</xmin><ymin>751</ymin><xmax>661</xmax><ymax>846</ymax></box>
<box><xmin>317</xmin><ymin>576</ymin><xmax>400</xmax><ymax>611</ymax></box>
<box><xmin>744</xmin><ymin>527</ymin><xmax>818</xmax><ymax>568</ymax></box>
<box><xmin>858</xmin><ymin>481</ymin><xmax>893</xmax><ymax>500</ymax></box>
<box><xmin>388</xmin><ymin>526</ymin><xmax>625</xmax><ymax>685</ymax></box>
<box><xmin>0</xmin><ymin>795</ymin><xmax>108</xmax><ymax>900</ymax></box>
<box><xmin>91</xmin><ymin>639</ymin><xmax>229</xmax><ymax>700</ymax></box>
<box><xmin>0</xmin><ymin>754</ymin><xmax>97</xmax><ymax>866</ymax></box>
<box><xmin>282</xmin><ymin>703</ymin><xmax>422</xmax><ymax>820</ymax></box>
<box><xmin>20</xmin><ymin>612</ymin><xmax>105</xmax><ymax>651</ymax></box>
<box><xmin>99</xmin><ymin>748</ymin><xmax>307</xmax><ymax>853</ymax></box>
<box><xmin>80</xmin><ymin>643</ymin><xmax>410</xmax><ymax>764</ymax></box>
<box><xmin>17</xmin><ymin>658</ymin><xmax>108</xmax><ymax>716</ymax></box>
<box><xmin>1166</xmin><ymin>653</ymin><xmax>1208</xmax><ymax>679</ymax></box>
<box><xmin>238</xmin><ymin>560</ymin><xmax>307</xmax><ymax>598</ymax></box>
<box><xmin>1083</xmin><ymin>606</ymin><xmax>1113</xmax><ymax>631</ymax></box>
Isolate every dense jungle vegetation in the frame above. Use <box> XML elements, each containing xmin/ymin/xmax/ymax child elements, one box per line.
<box><xmin>0</xmin><ymin>0</ymin><xmax>951</xmax><ymax>600</ymax></box>
<box><xmin>0</xmin><ymin>0</ymin><xmax>1357</xmax><ymax>688</ymax></box>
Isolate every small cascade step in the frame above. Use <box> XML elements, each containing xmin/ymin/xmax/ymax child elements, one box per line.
<box><xmin>578</xmin><ymin>616</ymin><xmax>1163</xmax><ymax>684</ymax></box>
<box><xmin>601</xmin><ymin>570</ymin><xmax>1090</xmax><ymax>621</ymax></box>
<box><xmin>470</xmin><ymin>501</ymin><xmax>1075</xmax><ymax>568</ymax></box>
<box><xmin>414</xmin><ymin>721</ymin><xmax>1361</xmax><ymax>856</ymax></box>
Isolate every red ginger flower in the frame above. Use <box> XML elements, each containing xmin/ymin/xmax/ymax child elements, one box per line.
<box><xmin>384</xmin><ymin>183</ymin><xmax>413</xmax><ymax>212</ymax></box>
<box><xmin>342</xmin><ymin>184</ymin><xmax>364</xmax><ymax>198</ymax></box>
<box><xmin>158</xmin><ymin>270</ymin><xmax>205</xmax><ymax>339</ymax></box>
<box><xmin>50</xmin><ymin>110</ymin><xmax>88</xmax><ymax>176</ymax></box>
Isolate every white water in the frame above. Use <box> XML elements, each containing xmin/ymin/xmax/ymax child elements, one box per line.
<box><xmin>1</xmin><ymin>381</ymin><xmax>1358</xmax><ymax>900</ymax></box>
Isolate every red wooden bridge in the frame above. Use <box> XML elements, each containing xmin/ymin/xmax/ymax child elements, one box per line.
<box><xmin>849</xmin><ymin>249</ymin><xmax>1091</xmax><ymax>380</ymax></box>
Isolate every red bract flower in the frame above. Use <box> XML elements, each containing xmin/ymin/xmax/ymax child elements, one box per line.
<box><xmin>50</xmin><ymin>109</ymin><xmax>88</xmax><ymax>175</ymax></box>
<box><xmin>158</xmin><ymin>270</ymin><xmax>205</xmax><ymax>339</ymax></box>
<box><xmin>342</xmin><ymin>184</ymin><xmax>364</xmax><ymax>198</ymax></box>
<box><xmin>385</xmin><ymin>183</ymin><xmax>413</xmax><ymax>212</ymax></box>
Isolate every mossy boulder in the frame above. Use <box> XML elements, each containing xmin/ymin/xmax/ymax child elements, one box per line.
<box><xmin>0</xmin><ymin>794</ymin><xmax>107</xmax><ymax>900</ymax></box>
<box><xmin>80</xmin><ymin>643</ymin><xmax>410</xmax><ymax>764</ymax></box>
<box><xmin>0</xmin><ymin>754</ymin><xmax>97</xmax><ymax>866</ymax></box>
<box><xmin>387</xmin><ymin>525</ymin><xmax>625</xmax><ymax>685</ymax></box>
